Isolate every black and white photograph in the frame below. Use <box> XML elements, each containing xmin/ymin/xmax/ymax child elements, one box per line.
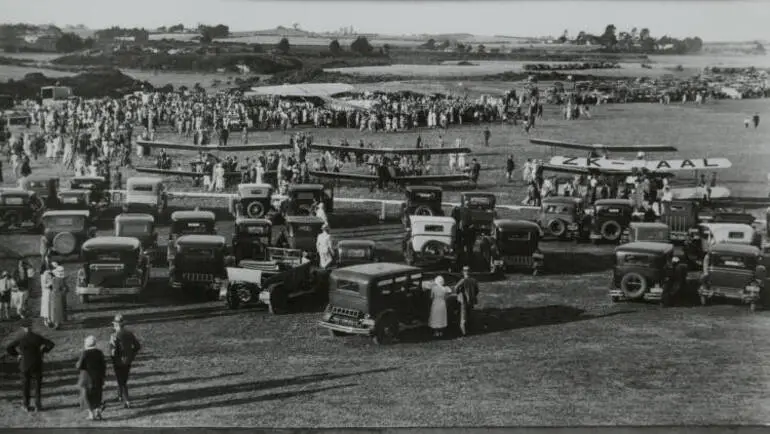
<box><xmin>0</xmin><ymin>0</ymin><xmax>769</xmax><ymax>429</ymax></box>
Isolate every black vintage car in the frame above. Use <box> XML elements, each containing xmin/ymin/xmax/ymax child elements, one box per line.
<box><xmin>337</xmin><ymin>240</ymin><xmax>378</xmax><ymax>267</ymax></box>
<box><xmin>114</xmin><ymin>213</ymin><xmax>159</xmax><ymax>263</ymax></box>
<box><xmin>479</xmin><ymin>219</ymin><xmax>544</xmax><ymax>275</ymax></box>
<box><xmin>610</xmin><ymin>241</ymin><xmax>688</xmax><ymax>306</ymax></box>
<box><xmin>76</xmin><ymin>236</ymin><xmax>149</xmax><ymax>303</ymax></box>
<box><xmin>232</xmin><ymin>217</ymin><xmax>273</xmax><ymax>263</ymax></box>
<box><xmin>0</xmin><ymin>189</ymin><xmax>44</xmax><ymax>232</ymax></box>
<box><xmin>25</xmin><ymin>175</ymin><xmax>59</xmax><ymax>203</ymax></box>
<box><xmin>588</xmin><ymin>199</ymin><xmax>635</xmax><ymax>244</ymax></box>
<box><xmin>169</xmin><ymin>234</ymin><xmax>228</xmax><ymax>300</ymax></box>
<box><xmin>167</xmin><ymin>210</ymin><xmax>217</xmax><ymax>267</ymax></box>
<box><xmin>400</xmin><ymin>186</ymin><xmax>444</xmax><ymax>227</ymax></box>
<box><xmin>699</xmin><ymin>243</ymin><xmax>767</xmax><ymax>312</ymax></box>
<box><xmin>538</xmin><ymin>196</ymin><xmax>586</xmax><ymax>240</ymax></box>
<box><xmin>40</xmin><ymin>210</ymin><xmax>97</xmax><ymax>258</ymax></box>
<box><xmin>281</xmin><ymin>184</ymin><xmax>334</xmax><ymax>218</ymax></box>
<box><xmin>69</xmin><ymin>175</ymin><xmax>111</xmax><ymax>209</ymax></box>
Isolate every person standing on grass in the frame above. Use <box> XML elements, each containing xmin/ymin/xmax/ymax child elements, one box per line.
<box><xmin>6</xmin><ymin>319</ymin><xmax>55</xmax><ymax>412</ymax></box>
<box><xmin>483</xmin><ymin>126</ymin><xmax>491</xmax><ymax>147</ymax></box>
<box><xmin>429</xmin><ymin>276</ymin><xmax>453</xmax><ymax>339</ymax></box>
<box><xmin>316</xmin><ymin>225</ymin><xmax>335</xmax><ymax>269</ymax></box>
<box><xmin>506</xmin><ymin>156</ymin><xmax>515</xmax><ymax>182</ymax></box>
<box><xmin>110</xmin><ymin>314</ymin><xmax>141</xmax><ymax>409</ymax></box>
<box><xmin>77</xmin><ymin>335</ymin><xmax>106</xmax><ymax>421</ymax></box>
<box><xmin>454</xmin><ymin>265</ymin><xmax>480</xmax><ymax>336</ymax></box>
<box><xmin>0</xmin><ymin>271</ymin><xmax>13</xmax><ymax>321</ymax></box>
<box><xmin>49</xmin><ymin>265</ymin><xmax>68</xmax><ymax>330</ymax></box>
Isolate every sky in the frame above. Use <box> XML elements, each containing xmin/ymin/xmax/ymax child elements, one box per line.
<box><xmin>0</xmin><ymin>0</ymin><xmax>768</xmax><ymax>42</ymax></box>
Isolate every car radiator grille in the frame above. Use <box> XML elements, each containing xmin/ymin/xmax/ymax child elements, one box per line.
<box><xmin>330</xmin><ymin>306</ymin><xmax>362</xmax><ymax>320</ymax></box>
<box><xmin>182</xmin><ymin>273</ymin><xmax>215</xmax><ymax>283</ymax></box>
<box><xmin>505</xmin><ymin>255</ymin><xmax>533</xmax><ymax>265</ymax></box>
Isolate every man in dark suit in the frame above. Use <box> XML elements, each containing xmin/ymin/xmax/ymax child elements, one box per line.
<box><xmin>6</xmin><ymin>319</ymin><xmax>55</xmax><ymax>412</ymax></box>
<box><xmin>109</xmin><ymin>314</ymin><xmax>141</xmax><ymax>408</ymax></box>
<box><xmin>454</xmin><ymin>266</ymin><xmax>480</xmax><ymax>336</ymax></box>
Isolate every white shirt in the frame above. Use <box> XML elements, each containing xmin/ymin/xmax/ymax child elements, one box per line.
<box><xmin>316</xmin><ymin>232</ymin><xmax>334</xmax><ymax>268</ymax></box>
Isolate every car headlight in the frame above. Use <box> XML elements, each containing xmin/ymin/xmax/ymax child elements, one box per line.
<box><xmin>533</xmin><ymin>252</ymin><xmax>544</xmax><ymax>259</ymax></box>
<box><xmin>746</xmin><ymin>284</ymin><xmax>761</xmax><ymax>293</ymax></box>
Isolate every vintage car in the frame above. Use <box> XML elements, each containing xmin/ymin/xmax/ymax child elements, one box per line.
<box><xmin>69</xmin><ymin>175</ymin><xmax>111</xmax><ymax>209</ymax></box>
<box><xmin>588</xmin><ymin>199</ymin><xmax>634</xmax><ymax>244</ymax></box>
<box><xmin>76</xmin><ymin>237</ymin><xmax>150</xmax><ymax>303</ymax></box>
<box><xmin>685</xmin><ymin>222</ymin><xmax>762</xmax><ymax>266</ymax></box>
<box><xmin>40</xmin><ymin>210</ymin><xmax>96</xmax><ymax>257</ymax></box>
<box><xmin>168</xmin><ymin>234</ymin><xmax>228</xmax><ymax>300</ymax></box>
<box><xmin>56</xmin><ymin>189</ymin><xmax>104</xmax><ymax>220</ymax></box>
<box><xmin>223</xmin><ymin>247</ymin><xmax>321</xmax><ymax>313</ymax></box>
<box><xmin>659</xmin><ymin>200</ymin><xmax>699</xmax><ymax>243</ymax></box>
<box><xmin>229</xmin><ymin>183</ymin><xmax>277</xmax><ymax>220</ymax></box>
<box><xmin>25</xmin><ymin>175</ymin><xmax>59</xmax><ymax>203</ymax></box>
<box><xmin>318</xmin><ymin>263</ymin><xmax>460</xmax><ymax>344</ymax></box>
<box><xmin>0</xmin><ymin>189</ymin><xmax>44</xmax><ymax>231</ymax></box>
<box><xmin>123</xmin><ymin>177</ymin><xmax>169</xmax><ymax>221</ymax></box>
<box><xmin>402</xmin><ymin>215</ymin><xmax>457</xmax><ymax>269</ymax></box>
<box><xmin>278</xmin><ymin>216</ymin><xmax>325</xmax><ymax>255</ymax></box>
<box><xmin>698</xmin><ymin>243</ymin><xmax>767</xmax><ymax>311</ymax></box>
<box><xmin>167</xmin><ymin>210</ymin><xmax>217</xmax><ymax>267</ymax></box>
<box><xmin>538</xmin><ymin>196</ymin><xmax>586</xmax><ymax>240</ymax></box>
<box><xmin>610</xmin><ymin>241</ymin><xmax>688</xmax><ymax>306</ymax></box>
<box><xmin>281</xmin><ymin>184</ymin><xmax>334</xmax><ymax>217</ymax></box>
<box><xmin>479</xmin><ymin>220</ymin><xmax>544</xmax><ymax>275</ymax></box>
<box><xmin>232</xmin><ymin>217</ymin><xmax>273</xmax><ymax>263</ymax></box>
<box><xmin>400</xmin><ymin>186</ymin><xmax>445</xmax><ymax>227</ymax></box>
<box><xmin>620</xmin><ymin>222</ymin><xmax>671</xmax><ymax>244</ymax></box>
<box><xmin>114</xmin><ymin>213</ymin><xmax>159</xmax><ymax>262</ymax></box>
<box><xmin>337</xmin><ymin>240</ymin><xmax>378</xmax><ymax>267</ymax></box>
<box><xmin>451</xmin><ymin>192</ymin><xmax>497</xmax><ymax>236</ymax></box>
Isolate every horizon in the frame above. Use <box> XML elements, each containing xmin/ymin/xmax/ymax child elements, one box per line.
<box><xmin>0</xmin><ymin>0</ymin><xmax>768</xmax><ymax>43</ymax></box>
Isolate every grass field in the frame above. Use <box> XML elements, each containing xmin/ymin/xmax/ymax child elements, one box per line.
<box><xmin>1</xmin><ymin>82</ymin><xmax>770</xmax><ymax>428</ymax></box>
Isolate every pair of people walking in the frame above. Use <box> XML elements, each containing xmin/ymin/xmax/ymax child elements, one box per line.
<box><xmin>39</xmin><ymin>263</ymin><xmax>68</xmax><ymax>329</ymax></box>
<box><xmin>428</xmin><ymin>266</ymin><xmax>480</xmax><ymax>338</ymax></box>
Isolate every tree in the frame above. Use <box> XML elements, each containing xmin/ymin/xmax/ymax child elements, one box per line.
<box><xmin>55</xmin><ymin>33</ymin><xmax>85</xmax><ymax>53</ymax></box>
<box><xmin>421</xmin><ymin>38</ymin><xmax>436</xmax><ymax>50</ymax></box>
<box><xmin>199</xmin><ymin>24</ymin><xmax>229</xmax><ymax>43</ymax></box>
<box><xmin>639</xmin><ymin>28</ymin><xmax>650</xmax><ymax>41</ymax></box>
<box><xmin>600</xmin><ymin>24</ymin><xmax>617</xmax><ymax>48</ymax></box>
<box><xmin>350</xmin><ymin>36</ymin><xmax>373</xmax><ymax>55</ymax></box>
<box><xmin>276</xmin><ymin>37</ymin><xmax>290</xmax><ymax>54</ymax></box>
<box><xmin>575</xmin><ymin>31</ymin><xmax>587</xmax><ymax>45</ymax></box>
<box><xmin>631</xmin><ymin>27</ymin><xmax>639</xmax><ymax>41</ymax></box>
<box><xmin>382</xmin><ymin>43</ymin><xmax>391</xmax><ymax>55</ymax></box>
<box><xmin>465</xmin><ymin>44</ymin><xmax>473</xmax><ymax>53</ymax></box>
<box><xmin>329</xmin><ymin>39</ymin><xmax>342</xmax><ymax>55</ymax></box>
<box><xmin>437</xmin><ymin>40</ymin><xmax>450</xmax><ymax>50</ymax></box>
<box><xmin>292</xmin><ymin>23</ymin><xmax>300</xmax><ymax>30</ymax></box>
<box><xmin>557</xmin><ymin>29</ymin><xmax>568</xmax><ymax>43</ymax></box>
<box><xmin>477</xmin><ymin>44</ymin><xmax>486</xmax><ymax>54</ymax></box>
<box><xmin>169</xmin><ymin>23</ymin><xmax>185</xmax><ymax>33</ymax></box>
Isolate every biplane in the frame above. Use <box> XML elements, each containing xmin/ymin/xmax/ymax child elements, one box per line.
<box><xmin>310</xmin><ymin>170</ymin><xmax>475</xmax><ymax>188</ymax></box>
<box><xmin>309</xmin><ymin>143</ymin><xmax>473</xmax><ymax>156</ymax></box>
<box><xmin>136</xmin><ymin>139</ymin><xmax>292</xmax><ymax>153</ymax></box>
<box><xmin>530</xmin><ymin>138</ymin><xmax>679</xmax><ymax>156</ymax></box>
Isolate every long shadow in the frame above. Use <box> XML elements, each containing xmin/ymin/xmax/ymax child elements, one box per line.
<box><xmin>108</xmin><ymin>383</ymin><xmax>355</xmax><ymax>421</ymax></box>
<box><xmin>0</xmin><ymin>370</ymin><xmax>172</xmax><ymax>394</ymax></box>
<box><xmin>119</xmin><ymin>367</ymin><xmax>394</xmax><ymax>414</ymax></box>
<box><xmin>397</xmin><ymin>305</ymin><xmax>636</xmax><ymax>343</ymax></box>
<box><xmin>79</xmin><ymin>305</ymin><xmax>259</xmax><ymax>329</ymax></box>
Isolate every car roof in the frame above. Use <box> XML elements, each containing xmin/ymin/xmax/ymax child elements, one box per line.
<box><xmin>333</xmin><ymin>262</ymin><xmax>420</xmax><ymax>280</ymax></box>
<box><xmin>710</xmin><ymin>243</ymin><xmax>761</xmax><ymax>256</ymax></box>
<box><xmin>701</xmin><ymin>223</ymin><xmax>754</xmax><ymax>232</ymax></box>
<box><xmin>235</xmin><ymin>217</ymin><xmax>272</xmax><ymax>225</ymax></box>
<box><xmin>616</xmin><ymin>241</ymin><xmax>674</xmax><ymax>255</ymax></box>
<box><xmin>72</xmin><ymin>176</ymin><xmax>105</xmax><ymax>182</ymax></box>
<box><xmin>410</xmin><ymin>215</ymin><xmax>456</xmax><ymax>225</ymax></box>
<box><xmin>127</xmin><ymin>176</ymin><xmax>163</xmax><ymax>185</ymax></box>
<box><xmin>26</xmin><ymin>175</ymin><xmax>58</xmax><ymax>182</ymax></box>
<box><xmin>176</xmin><ymin>234</ymin><xmax>226</xmax><ymax>246</ymax></box>
<box><xmin>493</xmin><ymin>219</ymin><xmax>541</xmax><ymax>231</ymax></box>
<box><xmin>286</xmin><ymin>216</ymin><xmax>325</xmax><ymax>224</ymax></box>
<box><xmin>630</xmin><ymin>222</ymin><xmax>669</xmax><ymax>229</ymax></box>
<box><xmin>115</xmin><ymin>213</ymin><xmax>155</xmax><ymax>223</ymax></box>
<box><xmin>171</xmin><ymin>210</ymin><xmax>216</xmax><ymax>221</ymax></box>
<box><xmin>338</xmin><ymin>240</ymin><xmax>376</xmax><ymax>248</ymax></box>
<box><xmin>405</xmin><ymin>185</ymin><xmax>442</xmax><ymax>193</ymax></box>
<box><xmin>594</xmin><ymin>199</ymin><xmax>633</xmax><ymax>207</ymax></box>
<box><xmin>542</xmin><ymin>196</ymin><xmax>581</xmax><ymax>205</ymax></box>
<box><xmin>82</xmin><ymin>236</ymin><xmax>141</xmax><ymax>251</ymax></box>
<box><xmin>288</xmin><ymin>183</ymin><xmax>323</xmax><ymax>191</ymax></box>
<box><xmin>42</xmin><ymin>210</ymin><xmax>90</xmax><ymax>218</ymax></box>
<box><xmin>0</xmin><ymin>189</ymin><xmax>34</xmax><ymax>197</ymax></box>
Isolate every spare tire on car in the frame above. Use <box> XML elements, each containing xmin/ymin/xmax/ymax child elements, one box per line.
<box><xmin>620</xmin><ymin>272</ymin><xmax>648</xmax><ymax>300</ymax></box>
<box><xmin>53</xmin><ymin>232</ymin><xmax>77</xmax><ymax>255</ymax></box>
<box><xmin>601</xmin><ymin>220</ymin><xmax>622</xmax><ymax>241</ymax></box>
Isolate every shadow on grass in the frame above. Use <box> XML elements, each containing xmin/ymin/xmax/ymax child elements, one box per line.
<box><xmin>107</xmin><ymin>367</ymin><xmax>395</xmax><ymax>420</ymax></box>
<box><xmin>78</xmin><ymin>304</ymin><xmax>254</xmax><ymax>329</ymax></box>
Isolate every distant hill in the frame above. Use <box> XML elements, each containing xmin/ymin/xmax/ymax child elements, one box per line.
<box><xmin>248</xmin><ymin>26</ymin><xmax>315</xmax><ymax>37</ymax></box>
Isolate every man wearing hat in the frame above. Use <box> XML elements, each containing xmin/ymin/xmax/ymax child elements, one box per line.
<box><xmin>6</xmin><ymin>319</ymin><xmax>55</xmax><ymax>412</ymax></box>
<box><xmin>316</xmin><ymin>225</ymin><xmax>335</xmax><ymax>269</ymax></box>
<box><xmin>109</xmin><ymin>314</ymin><xmax>141</xmax><ymax>408</ymax></box>
<box><xmin>453</xmin><ymin>266</ymin><xmax>480</xmax><ymax>336</ymax></box>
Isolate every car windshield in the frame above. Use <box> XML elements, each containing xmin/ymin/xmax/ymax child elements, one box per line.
<box><xmin>545</xmin><ymin>205</ymin><xmax>572</xmax><ymax>213</ymax></box>
<box><xmin>598</xmin><ymin>206</ymin><xmax>624</xmax><ymax>216</ymax></box>
<box><xmin>173</xmin><ymin>221</ymin><xmax>214</xmax><ymax>234</ymax></box>
<box><xmin>500</xmin><ymin>231</ymin><xmax>531</xmax><ymax>241</ymax></box>
<box><xmin>179</xmin><ymin>246</ymin><xmax>217</xmax><ymax>260</ymax></box>
<box><xmin>59</xmin><ymin>195</ymin><xmax>85</xmax><ymax>205</ymax></box>
<box><xmin>412</xmin><ymin>192</ymin><xmax>437</xmax><ymax>201</ymax></box>
<box><xmin>89</xmin><ymin>251</ymin><xmax>125</xmax><ymax>262</ymax></box>
<box><xmin>45</xmin><ymin>215</ymin><xmax>85</xmax><ymax>231</ymax></box>
<box><xmin>291</xmin><ymin>224</ymin><xmax>317</xmax><ymax>233</ymax></box>
<box><xmin>621</xmin><ymin>254</ymin><xmax>653</xmax><ymax>265</ymax></box>
<box><xmin>339</xmin><ymin>247</ymin><xmax>370</xmax><ymax>260</ymax></box>
<box><xmin>466</xmin><ymin>196</ymin><xmax>492</xmax><ymax>208</ymax></box>
<box><xmin>239</xmin><ymin>224</ymin><xmax>269</xmax><ymax>235</ymax></box>
<box><xmin>118</xmin><ymin>222</ymin><xmax>152</xmax><ymax>237</ymax></box>
<box><xmin>712</xmin><ymin>254</ymin><xmax>755</xmax><ymax>270</ymax></box>
<box><xmin>130</xmin><ymin>184</ymin><xmax>155</xmax><ymax>193</ymax></box>
<box><xmin>637</xmin><ymin>228</ymin><xmax>670</xmax><ymax>241</ymax></box>
<box><xmin>294</xmin><ymin>192</ymin><xmax>315</xmax><ymax>201</ymax></box>
<box><xmin>334</xmin><ymin>278</ymin><xmax>361</xmax><ymax>293</ymax></box>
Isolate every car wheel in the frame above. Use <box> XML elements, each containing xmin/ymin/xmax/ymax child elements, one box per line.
<box><xmin>600</xmin><ymin>220</ymin><xmax>622</xmax><ymax>242</ymax></box>
<box><xmin>373</xmin><ymin>315</ymin><xmax>399</xmax><ymax>345</ymax></box>
<box><xmin>547</xmin><ymin>219</ymin><xmax>567</xmax><ymax>238</ymax></box>
<box><xmin>620</xmin><ymin>272</ymin><xmax>648</xmax><ymax>300</ymax></box>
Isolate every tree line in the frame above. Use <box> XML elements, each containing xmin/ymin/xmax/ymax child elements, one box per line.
<box><xmin>557</xmin><ymin>25</ymin><xmax>704</xmax><ymax>54</ymax></box>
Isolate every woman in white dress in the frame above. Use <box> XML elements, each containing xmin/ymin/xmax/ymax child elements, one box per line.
<box><xmin>429</xmin><ymin>276</ymin><xmax>453</xmax><ymax>338</ymax></box>
<box><xmin>39</xmin><ymin>269</ymin><xmax>53</xmax><ymax>327</ymax></box>
<box><xmin>213</xmin><ymin>163</ymin><xmax>225</xmax><ymax>192</ymax></box>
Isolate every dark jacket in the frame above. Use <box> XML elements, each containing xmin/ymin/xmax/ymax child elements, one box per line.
<box><xmin>6</xmin><ymin>331</ymin><xmax>55</xmax><ymax>372</ymax></box>
<box><xmin>454</xmin><ymin>277</ymin><xmax>480</xmax><ymax>307</ymax></box>
<box><xmin>76</xmin><ymin>348</ymin><xmax>106</xmax><ymax>389</ymax></box>
<box><xmin>110</xmin><ymin>329</ymin><xmax>141</xmax><ymax>366</ymax></box>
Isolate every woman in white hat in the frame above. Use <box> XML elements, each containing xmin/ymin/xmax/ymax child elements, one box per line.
<box><xmin>49</xmin><ymin>265</ymin><xmax>68</xmax><ymax>329</ymax></box>
<box><xmin>76</xmin><ymin>335</ymin><xmax>106</xmax><ymax>420</ymax></box>
<box><xmin>429</xmin><ymin>275</ymin><xmax>453</xmax><ymax>338</ymax></box>
<box><xmin>39</xmin><ymin>267</ymin><xmax>53</xmax><ymax>327</ymax></box>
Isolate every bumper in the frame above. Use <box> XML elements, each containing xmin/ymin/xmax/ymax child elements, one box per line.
<box><xmin>76</xmin><ymin>285</ymin><xmax>141</xmax><ymax>296</ymax></box>
<box><xmin>610</xmin><ymin>285</ymin><xmax>664</xmax><ymax>301</ymax></box>
<box><xmin>698</xmin><ymin>286</ymin><xmax>760</xmax><ymax>303</ymax></box>
<box><xmin>670</xmin><ymin>232</ymin><xmax>687</xmax><ymax>242</ymax></box>
<box><xmin>318</xmin><ymin>320</ymin><xmax>372</xmax><ymax>336</ymax></box>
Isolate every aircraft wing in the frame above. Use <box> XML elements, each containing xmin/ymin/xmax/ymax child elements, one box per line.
<box><xmin>548</xmin><ymin>156</ymin><xmax>731</xmax><ymax>173</ymax></box>
<box><xmin>707</xmin><ymin>197</ymin><xmax>770</xmax><ymax>209</ymax></box>
<box><xmin>309</xmin><ymin>171</ymin><xmax>378</xmax><ymax>182</ymax></box>
<box><xmin>531</xmin><ymin>139</ymin><xmax>678</xmax><ymax>153</ymax></box>
<box><xmin>136</xmin><ymin>140</ymin><xmax>292</xmax><ymax>152</ymax></box>
<box><xmin>394</xmin><ymin>174</ymin><xmax>472</xmax><ymax>183</ymax></box>
<box><xmin>310</xmin><ymin>144</ymin><xmax>473</xmax><ymax>155</ymax></box>
<box><xmin>134</xmin><ymin>166</ymin><xmax>242</xmax><ymax>179</ymax></box>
